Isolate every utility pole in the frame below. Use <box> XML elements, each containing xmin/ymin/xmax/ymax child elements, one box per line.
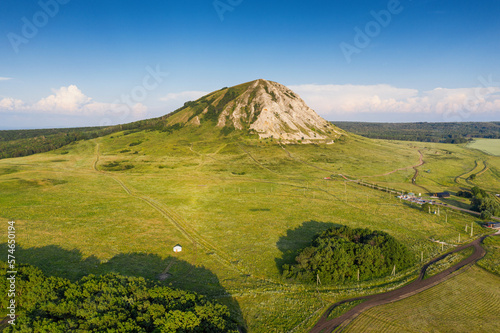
<box><xmin>458</xmin><ymin>233</ymin><xmax>461</xmax><ymax>243</ymax></box>
<box><xmin>421</xmin><ymin>251</ymin><xmax>423</xmax><ymax>263</ymax></box>
<box><xmin>391</xmin><ymin>265</ymin><xmax>396</xmax><ymax>276</ymax></box>
<box><xmin>317</xmin><ymin>273</ymin><xmax>321</xmax><ymax>285</ymax></box>
<box><xmin>357</xmin><ymin>269</ymin><xmax>360</xmax><ymax>281</ymax></box>
<box><xmin>471</xmin><ymin>223</ymin><xmax>473</xmax><ymax>237</ymax></box>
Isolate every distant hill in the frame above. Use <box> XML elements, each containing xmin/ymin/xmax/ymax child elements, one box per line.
<box><xmin>333</xmin><ymin>121</ymin><xmax>500</xmax><ymax>143</ymax></box>
<box><xmin>163</xmin><ymin>79</ymin><xmax>341</xmax><ymax>142</ymax></box>
<box><xmin>0</xmin><ymin>79</ymin><xmax>342</xmax><ymax>159</ymax></box>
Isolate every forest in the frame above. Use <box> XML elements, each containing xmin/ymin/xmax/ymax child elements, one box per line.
<box><xmin>334</xmin><ymin>121</ymin><xmax>500</xmax><ymax>143</ymax></box>
<box><xmin>0</xmin><ymin>262</ymin><xmax>237</xmax><ymax>332</ymax></box>
<box><xmin>282</xmin><ymin>225</ymin><xmax>414</xmax><ymax>284</ymax></box>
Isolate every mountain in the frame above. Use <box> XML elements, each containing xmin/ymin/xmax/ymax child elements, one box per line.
<box><xmin>0</xmin><ymin>80</ymin><xmax>343</xmax><ymax>160</ymax></box>
<box><xmin>164</xmin><ymin>79</ymin><xmax>341</xmax><ymax>143</ymax></box>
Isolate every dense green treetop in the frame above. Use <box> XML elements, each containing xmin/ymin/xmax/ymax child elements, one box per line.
<box><xmin>282</xmin><ymin>225</ymin><xmax>414</xmax><ymax>284</ymax></box>
<box><xmin>0</xmin><ymin>262</ymin><xmax>237</xmax><ymax>333</ymax></box>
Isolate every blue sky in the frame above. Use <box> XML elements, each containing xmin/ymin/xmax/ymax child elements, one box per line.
<box><xmin>1</xmin><ymin>0</ymin><xmax>500</xmax><ymax>129</ymax></box>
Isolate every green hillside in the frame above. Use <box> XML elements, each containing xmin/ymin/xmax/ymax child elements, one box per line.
<box><xmin>1</xmin><ymin>122</ymin><xmax>498</xmax><ymax>332</ymax></box>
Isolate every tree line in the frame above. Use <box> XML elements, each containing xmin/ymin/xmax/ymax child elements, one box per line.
<box><xmin>333</xmin><ymin>122</ymin><xmax>500</xmax><ymax>143</ymax></box>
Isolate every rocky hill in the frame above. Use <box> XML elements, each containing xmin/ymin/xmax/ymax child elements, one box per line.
<box><xmin>165</xmin><ymin>79</ymin><xmax>341</xmax><ymax>143</ymax></box>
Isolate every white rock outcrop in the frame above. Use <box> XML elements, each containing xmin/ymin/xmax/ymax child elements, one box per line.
<box><xmin>217</xmin><ymin>79</ymin><xmax>339</xmax><ymax>141</ymax></box>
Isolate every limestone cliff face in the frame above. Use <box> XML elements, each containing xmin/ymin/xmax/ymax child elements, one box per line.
<box><xmin>168</xmin><ymin>79</ymin><xmax>341</xmax><ymax>143</ymax></box>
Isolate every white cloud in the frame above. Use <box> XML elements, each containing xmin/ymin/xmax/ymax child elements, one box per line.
<box><xmin>0</xmin><ymin>77</ymin><xmax>12</xmax><ymax>81</ymax></box>
<box><xmin>288</xmin><ymin>84</ymin><xmax>500</xmax><ymax>121</ymax></box>
<box><xmin>159</xmin><ymin>90</ymin><xmax>209</xmax><ymax>103</ymax></box>
<box><xmin>33</xmin><ymin>85</ymin><xmax>92</xmax><ymax>114</ymax></box>
<box><xmin>158</xmin><ymin>90</ymin><xmax>210</xmax><ymax>113</ymax></box>
<box><xmin>0</xmin><ymin>97</ymin><xmax>25</xmax><ymax>110</ymax></box>
<box><xmin>0</xmin><ymin>85</ymin><xmax>148</xmax><ymax>121</ymax></box>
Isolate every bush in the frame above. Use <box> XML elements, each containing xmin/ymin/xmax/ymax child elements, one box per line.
<box><xmin>129</xmin><ymin>140</ymin><xmax>143</xmax><ymax>147</ymax></box>
<box><xmin>480</xmin><ymin>210</ymin><xmax>492</xmax><ymax>220</ymax></box>
<box><xmin>470</xmin><ymin>186</ymin><xmax>500</xmax><ymax>216</ymax></box>
<box><xmin>457</xmin><ymin>190</ymin><xmax>473</xmax><ymax>198</ymax></box>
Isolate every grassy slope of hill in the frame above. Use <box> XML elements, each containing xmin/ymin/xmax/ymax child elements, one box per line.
<box><xmin>334</xmin><ymin>121</ymin><xmax>500</xmax><ymax>143</ymax></box>
<box><xmin>0</xmin><ymin>126</ymin><xmax>498</xmax><ymax>332</ymax></box>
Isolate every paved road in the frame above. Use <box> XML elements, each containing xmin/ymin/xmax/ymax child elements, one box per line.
<box><xmin>309</xmin><ymin>233</ymin><xmax>498</xmax><ymax>333</ymax></box>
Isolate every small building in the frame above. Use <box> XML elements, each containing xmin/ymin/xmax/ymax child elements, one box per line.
<box><xmin>432</xmin><ymin>192</ymin><xmax>450</xmax><ymax>198</ymax></box>
<box><xmin>485</xmin><ymin>222</ymin><xmax>500</xmax><ymax>229</ymax></box>
<box><xmin>173</xmin><ymin>244</ymin><xmax>182</xmax><ymax>253</ymax></box>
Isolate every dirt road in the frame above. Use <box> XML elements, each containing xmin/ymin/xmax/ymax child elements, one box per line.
<box><xmin>309</xmin><ymin>233</ymin><xmax>497</xmax><ymax>333</ymax></box>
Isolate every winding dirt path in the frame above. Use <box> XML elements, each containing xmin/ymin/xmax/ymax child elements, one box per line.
<box><xmin>309</xmin><ymin>233</ymin><xmax>498</xmax><ymax>333</ymax></box>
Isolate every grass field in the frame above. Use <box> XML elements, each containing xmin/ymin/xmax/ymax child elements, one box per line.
<box><xmin>0</xmin><ymin>127</ymin><xmax>498</xmax><ymax>332</ymax></box>
<box><xmin>343</xmin><ymin>265</ymin><xmax>500</xmax><ymax>333</ymax></box>
<box><xmin>467</xmin><ymin>139</ymin><xmax>500</xmax><ymax>156</ymax></box>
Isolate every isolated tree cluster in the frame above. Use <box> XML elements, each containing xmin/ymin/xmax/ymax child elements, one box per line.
<box><xmin>470</xmin><ymin>186</ymin><xmax>500</xmax><ymax>218</ymax></box>
<box><xmin>0</xmin><ymin>262</ymin><xmax>237</xmax><ymax>333</ymax></box>
<box><xmin>282</xmin><ymin>226</ymin><xmax>413</xmax><ymax>284</ymax></box>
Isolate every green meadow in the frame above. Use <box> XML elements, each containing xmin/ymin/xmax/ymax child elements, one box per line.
<box><xmin>344</xmin><ymin>266</ymin><xmax>500</xmax><ymax>333</ymax></box>
<box><xmin>467</xmin><ymin>138</ymin><xmax>500</xmax><ymax>156</ymax></box>
<box><xmin>0</xmin><ymin>127</ymin><xmax>498</xmax><ymax>332</ymax></box>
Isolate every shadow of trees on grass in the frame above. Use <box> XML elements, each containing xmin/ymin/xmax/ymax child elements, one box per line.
<box><xmin>0</xmin><ymin>243</ymin><xmax>246</xmax><ymax>331</ymax></box>
<box><xmin>275</xmin><ymin>220</ymin><xmax>341</xmax><ymax>273</ymax></box>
